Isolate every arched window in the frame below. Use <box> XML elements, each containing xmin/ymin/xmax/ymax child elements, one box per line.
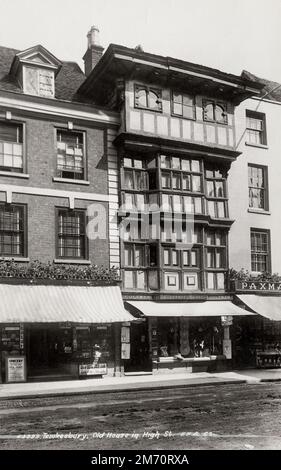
<box><xmin>135</xmin><ymin>85</ymin><xmax>162</xmax><ymax>111</ymax></box>
<box><xmin>203</xmin><ymin>100</ymin><xmax>227</xmax><ymax>124</ymax></box>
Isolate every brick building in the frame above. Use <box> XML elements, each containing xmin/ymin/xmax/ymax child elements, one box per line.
<box><xmin>0</xmin><ymin>31</ymin><xmax>134</xmax><ymax>383</ymax></box>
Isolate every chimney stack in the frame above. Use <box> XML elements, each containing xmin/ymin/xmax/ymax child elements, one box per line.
<box><xmin>83</xmin><ymin>25</ymin><xmax>104</xmax><ymax>76</ymax></box>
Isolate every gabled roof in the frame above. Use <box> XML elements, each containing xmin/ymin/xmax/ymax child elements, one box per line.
<box><xmin>10</xmin><ymin>44</ymin><xmax>62</xmax><ymax>76</ymax></box>
<box><xmin>0</xmin><ymin>45</ymin><xmax>86</xmax><ymax>102</ymax></box>
<box><xmin>242</xmin><ymin>70</ymin><xmax>281</xmax><ymax>103</ymax></box>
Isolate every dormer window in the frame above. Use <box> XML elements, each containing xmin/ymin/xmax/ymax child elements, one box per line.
<box><xmin>24</xmin><ymin>66</ymin><xmax>55</xmax><ymax>98</ymax></box>
<box><xmin>10</xmin><ymin>45</ymin><xmax>61</xmax><ymax>99</ymax></box>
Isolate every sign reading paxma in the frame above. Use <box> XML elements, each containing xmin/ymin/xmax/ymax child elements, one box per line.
<box><xmin>234</xmin><ymin>280</ymin><xmax>281</xmax><ymax>292</ymax></box>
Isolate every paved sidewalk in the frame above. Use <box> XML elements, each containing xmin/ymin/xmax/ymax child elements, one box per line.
<box><xmin>1</xmin><ymin>368</ymin><xmax>281</xmax><ymax>400</ymax></box>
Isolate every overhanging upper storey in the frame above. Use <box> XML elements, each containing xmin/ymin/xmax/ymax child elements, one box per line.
<box><xmin>78</xmin><ymin>44</ymin><xmax>263</xmax><ymax>106</ymax></box>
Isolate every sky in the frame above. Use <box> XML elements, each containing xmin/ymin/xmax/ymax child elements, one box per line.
<box><xmin>0</xmin><ymin>0</ymin><xmax>281</xmax><ymax>82</ymax></box>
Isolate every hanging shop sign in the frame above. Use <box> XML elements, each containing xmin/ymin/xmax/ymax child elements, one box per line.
<box><xmin>234</xmin><ymin>280</ymin><xmax>281</xmax><ymax>292</ymax></box>
<box><xmin>221</xmin><ymin>316</ymin><xmax>233</xmax><ymax>326</ymax></box>
<box><xmin>5</xmin><ymin>356</ymin><xmax>27</xmax><ymax>383</ymax></box>
<box><xmin>79</xmin><ymin>363</ymin><xmax>107</xmax><ymax>376</ymax></box>
<box><xmin>121</xmin><ymin>343</ymin><xmax>130</xmax><ymax>360</ymax></box>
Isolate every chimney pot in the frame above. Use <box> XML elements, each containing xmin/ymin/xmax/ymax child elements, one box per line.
<box><xmin>83</xmin><ymin>25</ymin><xmax>104</xmax><ymax>76</ymax></box>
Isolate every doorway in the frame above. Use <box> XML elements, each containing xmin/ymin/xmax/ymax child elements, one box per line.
<box><xmin>27</xmin><ymin>326</ymin><xmax>73</xmax><ymax>379</ymax></box>
<box><xmin>124</xmin><ymin>320</ymin><xmax>151</xmax><ymax>373</ymax></box>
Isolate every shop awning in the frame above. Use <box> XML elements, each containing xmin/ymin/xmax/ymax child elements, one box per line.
<box><xmin>0</xmin><ymin>284</ymin><xmax>134</xmax><ymax>323</ymax></box>
<box><xmin>237</xmin><ymin>295</ymin><xmax>281</xmax><ymax>321</ymax></box>
<box><xmin>125</xmin><ymin>300</ymin><xmax>252</xmax><ymax>318</ymax></box>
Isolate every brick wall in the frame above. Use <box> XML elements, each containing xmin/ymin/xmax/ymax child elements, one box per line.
<box><xmin>0</xmin><ymin>115</ymin><xmax>108</xmax><ymax>195</ymax></box>
<box><xmin>3</xmin><ymin>193</ymin><xmax>110</xmax><ymax>266</ymax></box>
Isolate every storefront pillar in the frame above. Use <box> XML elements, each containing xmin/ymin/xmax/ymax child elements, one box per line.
<box><xmin>223</xmin><ymin>326</ymin><xmax>232</xmax><ymax>359</ymax></box>
<box><xmin>114</xmin><ymin>323</ymin><xmax>123</xmax><ymax>377</ymax></box>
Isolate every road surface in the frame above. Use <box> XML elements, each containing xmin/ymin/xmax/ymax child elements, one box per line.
<box><xmin>0</xmin><ymin>382</ymin><xmax>281</xmax><ymax>449</ymax></box>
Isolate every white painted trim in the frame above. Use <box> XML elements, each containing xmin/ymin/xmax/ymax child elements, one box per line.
<box><xmin>0</xmin><ymin>95</ymin><xmax>120</xmax><ymax>125</ymax></box>
<box><xmin>53</xmin><ymin>259</ymin><xmax>91</xmax><ymax>265</ymax></box>
<box><xmin>0</xmin><ymin>171</ymin><xmax>30</xmax><ymax>179</ymax></box>
<box><xmin>0</xmin><ymin>257</ymin><xmax>30</xmax><ymax>262</ymax></box>
<box><xmin>0</xmin><ymin>184</ymin><xmax>118</xmax><ymax>204</ymax></box>
<box><xmin>53</xmin><ymin>177</ymin><xmax>90</xmax><ymax>185</ymax></box>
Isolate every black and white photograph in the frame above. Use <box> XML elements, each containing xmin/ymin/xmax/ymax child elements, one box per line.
<box><xmin>0</xmin><ymin>0</ymin><xmax>281</xmax><ymax>464</ymax></box>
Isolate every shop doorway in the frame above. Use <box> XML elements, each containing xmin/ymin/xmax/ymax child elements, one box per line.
<box><xmin>124</xmin><ymin>320</ymin><xmax>151</xmax><ymax>374</ymax></box>
<box><xmin>26</xmin><ymin>326</ymin><xmax>73</xmax><ymax>380</ymax></box>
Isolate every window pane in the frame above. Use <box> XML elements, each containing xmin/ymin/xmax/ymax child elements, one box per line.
<box><xmin>173</xmin><ymin>92</ymin><xmax>182</xmax><ymax>104</ymax></box>
<box><xmin>124</xmin><ymin>193</ymin><xmax>134</xmax><ymax>210</ymax></box>
<box><xmin>172</xmin><ymin>250</ymin><xmax>179</xmax><ymax>266</ymax></box>
<box><xmin>149</xmin><ymin>90</ymin><xmax>160</xmax><ymax>109</ymax></box>
<box><xmin>172</xmin><ymin>173</ymin><xmax>181</xmax><ymax>189</ymax></box>
<box><xmin>183</xmin><ymin>174</ymin><xmax>191</xmax><ymax>191</ymax></box>
<box><xmin>208</xmin><ymin>201</ymin><xmax>216</xmax><ymax>217</ymax></box>
<box><xmin>217</xmin><ymin>202</ymin><xmax>226</xmax><ymax>218</ymax></box>
<box><xmin>207</xmin><ymin>181</ymin><xmax>215</xmax><ymax>197</ymax></box>
<box><xmin>215</xmin><ymin>181</ymin><xmax>224</xmax><ymax>197</ymax></box>
<box><xmin>207</xmin><ymin>272</ymin><xmax>214</xmax><ymax>289</ymax></box>
<box><xmin>136</xmin><ymin>270</ymin><xmax>145</xmax><ymax>289</ymax></box>
<box><xmin>192</xmin><ymin>175</ymin><xmax>201</xmax><ymax>192</ymax></box>
<box><xmin>215</xmin><ymin>104</ymin><xmax>227</xmax><ymax>123</ymax></box>
<box><xmin>161</xmin><ymin>172</ymin><xmax>171</xmax><ymax>189</ymax></box>
<box><xmin>182</xmin><ymin>159</ymin><xmax>191</xmax><ymax>171</ymax></box>
<box><xmin>183</xmin><ymin>250</ymin><xmax>189</xmax><ymax>266</ymax></box>
<box><xmin>134</xmin><ymin>159</ymin><xmax>143</xmax><ymax>169</ymax></box>
<box><xmin>135</xmin><ymin>171</ymin><xmax>147</xmax><ymax>190</ymax></box>
<box><xmin>173</xmin><ymin>102</ymin><xmax>182</xmax><ymax>115</ymax></box>
<box><xmin>162</xmin><ymin>194</ymin><xmax>172</xmax><ymax>212</ymax></box>
<box><xmin>216</xmin><ymin>273</ymin><xmax>225</xmax><ymax>289</ymax></box>
<box><xmin>171</xmin><ymin>157</ymin><xmax>180</xmax><ymax>169</ymax></box>
<box><xmin>124</xmin><ymin>270</ymin><xmax>134</xmax><ymax>289</ymax></box>
<box><xmin>124</xmin><ymin>170</ymin><xmax>134</xmax><ymax>189</ymax></box>
<box><xmin>191</xmin><ymin>160</ymin><xmax>200</xmax><ymax>172</ymax></box>
<box><xmin>137</xmin><ymin>89</ymin><xmax>147</xmax><ymax>108</ymax></box>
<box><xmin>194</xmin><ymin>197</ymin><xmax>202</xmax><ymax>214</ymax></box>
<box><xmin>203</xmin><ymin>102</ymin><xmax>214</xmax><ymax>121</ymax></box>
<box><xmin>207</xmin><ymin>249</ymin><xmax>215</xmax><ymax>268</ymax></box>
<box><xmin>124</xmin><ymin>157</ymin><xmax>132</xmax><ymax>167</ymax></box>
<box><xmin>172</xmin><ymin>195</ymin><xmax>182</xmax><ymax>212</ymax></box>
<box><xmin>135</xmin><ymin>246</ymin><xmax>145</xmax><ymax>266</ymax></box>
<box><xmin>135</xmin><ymin>194</ymin><xmax>145</xmax><ymax>211</ymax></box>
<box><xmin>160</xmin><ymin>155</ymin><xmax>170</xmax><ymax>168</ymax></box>
<box><xmin>124</xmin><ymin>246</ymin><xmax>133</xmax><ymax>266</ymax></box>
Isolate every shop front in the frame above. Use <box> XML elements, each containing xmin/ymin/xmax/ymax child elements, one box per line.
<box><xmin>0</xmin><ymin>283</ymin><xmax>134</xmax><ymax>383</ymax></box>
<box><xmin>232</xmin><ymin>280</ymin><xmax>281</xmax><ymax>369</ymax></box>
<box><xmin>125</xmin><ymin>300</ymin><xmax>252</xmax><ymax>374</ymax></box>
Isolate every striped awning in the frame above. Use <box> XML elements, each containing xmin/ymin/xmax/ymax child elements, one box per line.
<box><xmin>0</xmin><ymin>284</ymin><xmax>134</xmax><ymax>323</ymax></box>
<box><xmin>237</xmin><ymin>295</ymin><xmax>281</xmax><ymax>321</ymax></box>
<box><xmin>125</xmin><ymin>300</ymin><xmax>252</xmax><ymax>318</ymax></box>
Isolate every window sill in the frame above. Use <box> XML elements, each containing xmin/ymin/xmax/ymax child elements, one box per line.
<box><xmin>53</xmin><ymin>177</ymin><xmax>90</xmax><ymax>185</ymax></box>
<box><xmin>248</xmin><ymin>208</ymin><xmax>271</xmax><ymax>216</ymax></box>
<box><xmin>245</xmin><ymin>142</ymin><xmax>268</xmax><ymax>150</ymax></box>
<box><xmin>0</xmin><ymin>257</ymin><xmax>30</xmax><ymax>262</ymax></box>
<box><xmin>134</xmin><ymin>106</ymin><xmax>162</xmax><ymax>113</ymax></box>
<box><xmin>0</xmin><ymin>171</ymin><xmax>29</xmax><ymax>179</ymax></box>
<box><xmin>53</xmin><ymin>259</ymin><xmax>91</xmax><ymax>265</ymax></box>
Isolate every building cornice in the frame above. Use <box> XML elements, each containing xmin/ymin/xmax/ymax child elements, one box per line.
<box><xmin>0</xmin><ymin>90</ymin><xmax>120</xmax><ymax>126</ymax></box>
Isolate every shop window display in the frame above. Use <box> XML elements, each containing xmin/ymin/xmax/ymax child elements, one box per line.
<box><xmin>157</xmin><ymin>317</ymin><xmax>223</xmax><ymax>359</ymax></box>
